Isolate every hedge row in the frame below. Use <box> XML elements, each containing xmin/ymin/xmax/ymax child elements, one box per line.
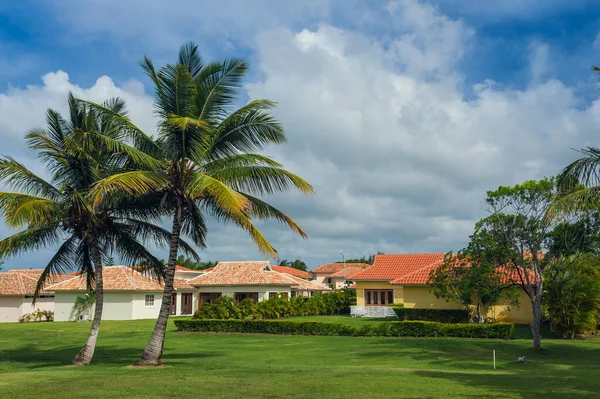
<box><xmin>391</xmin><ymin>307</ymin><xmax>470</xmax><ymax>323</ymax></box>
<box><xmin>174</xmin><ymin>319</ymin><xmax>514</xmax><ymax>339</ymax></box>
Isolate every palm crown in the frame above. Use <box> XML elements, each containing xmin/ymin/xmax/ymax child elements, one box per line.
<box><xmin>0</xmin><ymin>94</ymin><xmax>195</xmax><ymax>294</ymax></box>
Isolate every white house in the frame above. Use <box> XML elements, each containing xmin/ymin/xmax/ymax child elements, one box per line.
<box><xmin>48</xmin><ymin>262</ymin><xmax>330</xmax><ymax>321</ymax></box>
<box><xmin>49</xmin><ymin>265</ymin><xmax>205</xmax><ymax>321</ymax></box>
<box><xmin>0</xmin><ymin>269</ymin><xmax>63</xmax><ymax>323</ymax></box>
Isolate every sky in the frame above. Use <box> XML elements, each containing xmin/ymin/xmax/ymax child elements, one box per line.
<box><xmin>1</xmin><ymin>0</ymin><xmax>600</xmax><ymax>271</ymax></box>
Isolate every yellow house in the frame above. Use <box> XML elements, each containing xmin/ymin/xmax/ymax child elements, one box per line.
<box><xmin>350</xmin><ymin>254</ymin><xmax>532</xmax><ymax>324</ymax></box>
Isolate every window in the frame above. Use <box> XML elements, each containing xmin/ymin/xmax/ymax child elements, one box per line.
<box><xmin>145</xmin><ymin>294</ymin><xmax>155</xmax><ymax>307</ymax></box>
<box><xmin>364</xmin><ymin>290</ymin><xmax>393</xmax><ymax>306</ymax></box>
<box><xmin>234</xmin><ymin>292</ymin><xmax>259</xmax><ymax>304</ymax></box>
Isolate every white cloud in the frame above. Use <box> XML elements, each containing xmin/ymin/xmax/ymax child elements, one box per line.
<box><xmin>529</xmin><ymin>41</ymin><xmax>550</xmax><ymax>84</ymax></box>
<box><xmin>3</xmin><ymin>0</ymin><xmax>600</xmax><ymax>270</ymax></box>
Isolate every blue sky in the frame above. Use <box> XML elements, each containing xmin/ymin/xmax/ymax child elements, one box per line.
<box><xmin>1</xmin><ymin>0</ymin><xmax>600</xmax><ymax>270</ymax></box>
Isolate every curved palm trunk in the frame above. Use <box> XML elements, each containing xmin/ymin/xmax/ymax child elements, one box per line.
<box><xmin>139</xmin><ymin>206</ymin><xmax>183</xmax><ymax>366</ymax></box>
<box><xmin>72</xmin><ymin>240</ymin><xmax>104</xmax><ymax>366</ymax></box>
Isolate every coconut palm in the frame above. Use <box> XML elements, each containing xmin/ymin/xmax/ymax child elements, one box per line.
<box><xmin>84</xmin><ymin>42</ymin><xmax>314</xmax><ymax>365</ymax></box>
<box><xmin>0</xmin><ymin>94</ymin><xmax>197</xmax><ymax>365</ymax></box>
<box><xmin>552</xmin><ymin>147</ymin><xmax>600</xmax><ymax>216</ymax></box>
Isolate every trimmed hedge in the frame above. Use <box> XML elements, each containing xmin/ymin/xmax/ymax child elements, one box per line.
<box><xmin>392</xmin><ymin>307</ymin><xmax>470</xmax><ymax>323</ymax></box>
<box><xmin>174</xmin><ymin>319</ymin><xmax>514</xmax><ymax>339</ymax></box>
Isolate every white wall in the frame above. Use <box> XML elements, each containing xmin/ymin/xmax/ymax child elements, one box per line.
<box><xmin>131</xmin><ymin>292</ymin><xmax>163</xmax><ymax>320</ymax></box>
<box><xmin>54</xmin><ymin>292</ymin><xmax>83</xmax><ymax>322</ymax></box>
<box><xmin>0</xmin><ymin>296</ymin><xmax>24</xmax><ymax>322</ymax></box>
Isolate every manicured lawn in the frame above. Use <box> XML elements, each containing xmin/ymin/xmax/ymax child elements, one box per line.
<box><xmin>0</xmin><ymin>318</ymin><xmax>598</xmax><ymax>398</ymax></box>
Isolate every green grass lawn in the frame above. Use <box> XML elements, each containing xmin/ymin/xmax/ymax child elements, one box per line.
<box><xmin>0</xmin><ymin>318</ymin><xmax>598</xmax><ymax>398</ymax></box>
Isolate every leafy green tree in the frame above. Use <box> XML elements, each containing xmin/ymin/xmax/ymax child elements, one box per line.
<box><xmin>175</xmin><ymin>255</ymin><xmax>218</xmax><ymax>270</ymax></box>
<box><xmin>0</xmin><ymin>95</ymin><xmax>193</xmax><ymax>365</ymax></box>
<box><xmin>544</xmin><ymin>254</ymin><xmax>600</xmax><ymax>338</ymax></box>
<box><xmin>429</xmin><ymin>252</ymin><xmax>520</xmax><ymax>323</ymax></box>
<box><xmin>279</xmin><ymin>258</ymin><xmax>307</xmax><ymax>271</ymax></box>
<box><xmin>465</xmin><ymin>178</ymin><xmax>563</xmax><ymax>350</ymax></box>
<box><xmin>84</xmin><ymin>42</ymin><xmax>313</xmax><ymax>365</ymax></box>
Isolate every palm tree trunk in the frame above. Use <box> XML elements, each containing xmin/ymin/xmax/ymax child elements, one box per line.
<box><xmin>72</xmin><ymin>239</ymin><xmax>104</xmax><ymax>366</ymax></box>
<box><xmin>139</xmin><ymin>206</ymin><xmax>183</xmax><ymax>366</ymax></box>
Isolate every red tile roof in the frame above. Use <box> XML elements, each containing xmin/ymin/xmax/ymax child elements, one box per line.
<box><xmin>330</xmin><ymin>265</ymin><xmax>371</xmax><ymax>279</ymax></box>
<box><xmin>188</xmin><ymin>262</ymin><xmax>298</xmax><ymax>286</ymax></box>
<box><xmin>173</xmin><ymin>277</ymin><xmax>195</xmax><ymax>290</ymax></box>
<box><xmin>47</xmin><ymin>266</ymin><xmax>164</xmax><ymax>292</ymax></box>
<box><xmin>351</xmin><ymin>254</ymin><xmax>446</xmax><ymax>281</ymax></box>
<box><xmin>312</xmin><ymin>263</ymin><xmax>371</xmax><ymax>273</ymax></box>
<box><xmin>188</xmin><ymin>262</ymin><xmax>331</xmax><ymax>290</ymax></box>
<box><xmin>271</xmin><ymin>266</ymin><xmax>312</xmax><ymax>278</ymax></box>
<box><xmin>0</xmin><ymin>270</ymin><xmax>68</xmax><ymax>296</ymax></box>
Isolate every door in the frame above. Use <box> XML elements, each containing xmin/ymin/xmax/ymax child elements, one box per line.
<box><xmin>364</xmin><ymin>290</ymin><xmax>394</xmax><ymax>306</ymax></box>
<box><xmin>181</xmin><ymin>293</ymin><xmax>193</xmax><ymax>314</ymax></box>
<box><xmin>170</xmin><ymin>293</ymin><xmax>177</xmax><ymax>315</ymax></box>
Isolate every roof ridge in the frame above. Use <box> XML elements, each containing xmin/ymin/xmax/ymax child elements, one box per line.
<box><xmin>120</xmin><ymin>266</ymin><xmax>138</xmax><ymax>290</ymax></box>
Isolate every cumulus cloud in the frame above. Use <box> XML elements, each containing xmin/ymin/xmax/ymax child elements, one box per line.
<box><xmin>2</xmin><ymin>0</ymin><xmax>600</xmax><ymax>270</ymax></box>
<box><xmin>244</xmin><ymin>0</ymin><xmax>600</xmax><ymax>263</ymax></box>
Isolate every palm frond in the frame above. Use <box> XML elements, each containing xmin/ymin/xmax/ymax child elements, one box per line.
<box><xmin>557</xmin><ymin>147</ymin><xmax>600</xmax><ymax>191</ymax></box>
<box><xmin>178</xmin><ymin>41</ymin><xmax>204</xmax><ymax>77</ymax></box>
<box><xmin>186</xmin><ymin>171</ymin><xmax>251</xmax><ymax>215</ymax></box>
<box><xmin>33</xmin><ymin>235</ymin><xmax>79</xmax><ymax>299</ymax></box>
<box><xmin>89</xmin><ymin>171</ymin><xmax>169</xmax><ymax>207</ymax></box>
<box><xmin>204</xmin><ymin>153</ymin><xmax>283</xmax><ymax>170</ymax></box>
<box><xmin>0</xmin><ymin>157</ymin><xmax>60</xmax><ymax>200</ymax></box>
<box><xmin>206</xmin><ymin>202</ymin><xmax>277</xmax><ymax>258</ymax></box>
<box><xmin>0</xmin><ymin>192</ymin><xmax>60</xmax><ymax>228</ymax></box>
<box><xmin>209</xmin><ymin>100</ymin><xmax>286</xmax><ymax>158</ymax></box>
<box><xmin>76</xmin><ymin>98</ymin><xmax>163</xmax><ymax>158</ymax></box>
<box><xmin>0</xmin><ymin>224</ymin><xmax>61</xmax><ymax>259</ymax></box>
<box><xmin>240</xmin><ymin>193</ymin><xmax>308</xmax><ymax>238</ymax></box>
<box><xmin>117</xmin><ymin>218</ymin><xmax>200</xmax><ymax>259</ymax></box>
<box><xmin>196</xmin><ymin>58</ymin><xmax>248</xmax><ymax>121</ymax></box>
<box><xmin>109</xmin><ymin>225</ymin><xmax>166</xmax><ymax>281</ymax></box>
<box><xmin>548</xmin><ymin>186</ymin><xmax>600</xmax><ymax>219</ymax></box>
<box><xmin>209</xmin><ymin>165</ymin><xmax>314</xmax><ymax>196</ymax></box>
<box><xmin>181</xmin><ymin>198</ymin><xmax>208</xmax><ymax>248</ymax></box>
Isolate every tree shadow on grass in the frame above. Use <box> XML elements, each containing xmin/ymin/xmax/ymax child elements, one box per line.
<box><xmin>354</xmin><ymin>338</ymin><xmax>600</xmax><ymax>398</ymax></box>
<box><xmin>0</xmin><ymin>343</ymin><xmax>220</xmax><ymax>369</ymax></box>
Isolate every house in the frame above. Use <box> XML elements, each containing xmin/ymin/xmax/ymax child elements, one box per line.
<box><xmin>0</xmin><ymin>269</ymin><xmax>66</xmax><ymax>323</ymax></box>
<box><xmin>311</xmin><ymin>262</ymin><xmax>371</xmax><ymax>289</ymax></box>
<box><xmin>188</xmin><ymin>261</ymin><xmax>330</xmax><ymax>304</ymax></box>
<box><xmin>48</xmin><ymin>262</ymin><xmax>330</xmax><ymax>321</ymax></box>
<box><xmin>351</xmin><ymin>253</ymin><xmax>533</xmax><ymax>323</ymax></box>
<box><xmin>271</xmin><ymin>265</ymin><xmax>313</xmax><ymax>279</ymax></box>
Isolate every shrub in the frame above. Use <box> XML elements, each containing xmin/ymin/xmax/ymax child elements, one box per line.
<box><xmin>391</xmin><ymin>307</ymin><xmax>469</xmax><ymax>323</ymax></box>
<box><xmin>175</xmin><ymin>319</ymin><xmax>514</xmax><ymax>339</ymax></box>
<box><xmin>19</xmin><ymin>309</ymin><xmax>54</xmax><ymax>323</ymax></box>
<box><xmin>193</xmin><ymin>289</ymin><xmax>356</xmax><ymax>320</ymax></box>
<box><xmin>544</xmin><ymin>254</ymin><xmax>600</xmax><ymax>338</ymax></box>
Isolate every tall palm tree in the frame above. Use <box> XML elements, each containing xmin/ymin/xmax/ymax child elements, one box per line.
<box><xmin>85</xmin><ymin>42</ymin><xmax>314</xmax><ymax>366</ymax></box>
<box><xmin>0</xmin><ymin>94</ymin><xmax>197</xmax><ymax>365</ymax></box>
<box><xmin>553</xmin><ymin>147</ymin><xmax>600</xmax><ymax>216</ymax></box>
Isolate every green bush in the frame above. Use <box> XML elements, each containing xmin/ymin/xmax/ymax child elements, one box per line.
<box><xmin>391</xmin><ymin>307</ymin><xmax>469</xmax><ymax>323</ymax></box>
<box><xmin>193</xmin><ymin>289</ymin><xmax>357</xmax><ymax>320</ymax></box>
<box><xmin>19</xmin><ymin>309</ymin><xmax>54</xmax><ymax>323</ymax></box>
<box><xmin>175</xmin><ymin>319</ymin><xmax>514</xmax><ymax>339</ymax></box>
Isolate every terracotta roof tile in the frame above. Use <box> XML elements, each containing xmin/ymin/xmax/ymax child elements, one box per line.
<box><xmin>312</xmin><ymin>263</ymin><xmax>371</xmax><ymax>273</ymax></box>
<box><xmin>188</xmin><ymin>261</ymin><xmax>298</xmax><ymax>286</ymax></box>
<box><xmin>173</xmin><ymin>277</ymin><xmax>195</xmax><ymax>290</ymax></box>
<box><xmin>352</xmin><ymin>254</ymin><xmax>446</xmax><ymax>281</ymax></box>
<box><xmin>284</xmin><ymin>274</ymin><xmax>331</xmax><ymax>291</ymax></box>
<box><xmin>271</xmin><ymin>266</ymin><xmax>312</xmax><ymax>278</ymax></box>
<box><xmin>330</xmin><ymin>265</ymin><xmax>371</xmax><ymax>278</ymax></box>
<box><xmin>0</xmin><ymin>270</ymin><xmax>68</xmax><ymax>296</ymax></box>
<box><xmin>47</xmin><ymin>266</ymin><xmax>164</xmax><ymax>291</ymax></box>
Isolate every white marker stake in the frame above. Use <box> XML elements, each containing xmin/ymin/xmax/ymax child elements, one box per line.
<box><xmin>493</xmin><ymin>350</ymin><xmax>496</xmax><ymax>370</ymax></box>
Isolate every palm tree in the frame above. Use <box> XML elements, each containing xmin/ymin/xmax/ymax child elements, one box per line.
<box><xmin>553</xmin><ymin>147</ymin><xmax>600</xmax><ymax>216</ymax></box>
<box><xmin>85</xmin><ymin>42</ymin><xmax>314</xmax><ymax>366</ymax></box>
<box><xmin>0</xmin><ymin>94</ymin><xmax>196</xmax><ymax>365</ymax></box>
